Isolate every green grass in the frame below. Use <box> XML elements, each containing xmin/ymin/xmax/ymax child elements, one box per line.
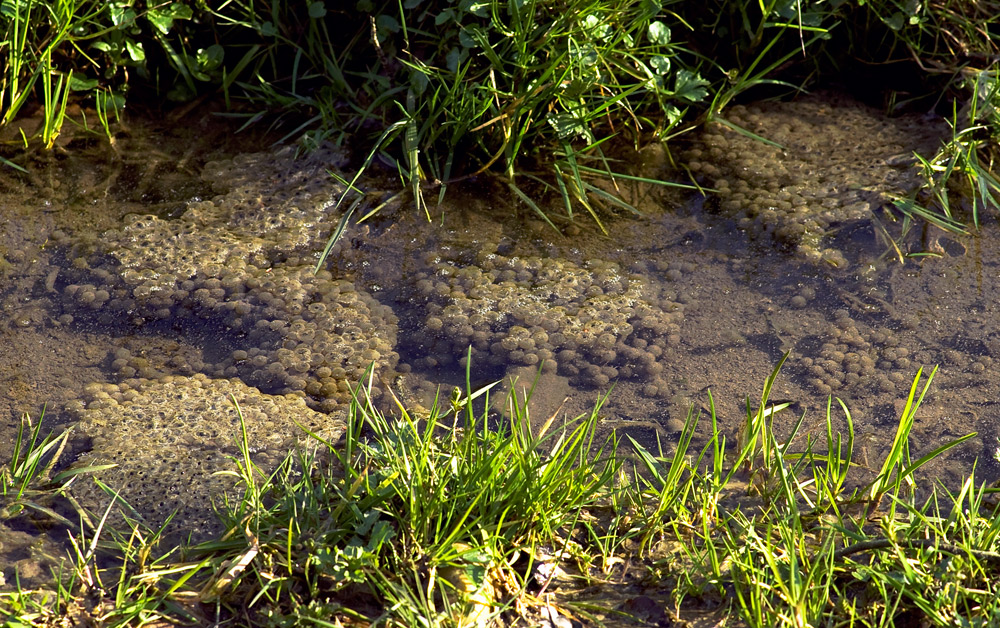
<box><xmin>630</xmin><ymin>359</ymin><xmax>988</xmax><ymax>626</ymax></box>
<box><xmin>3</xmin><ymin>1</ymin><xmax>997</xmax><ymax>248</ymax></box>
<box><xmin>3</xmin><ymin>357</ymin><xmax>1000</xmax><ymax>626</ymax></box>
<box><xmin>888</xmin><ymin>69</ymin><xmax>1000</xmax><ymax>241</ymax></box>
<box><xmin>0</xmin><ymin>0</ymin><xmax>206</xmax><ymax>148</ymax></box>
<box><xmin>204</xmin><ymin>358</ymin><xmax>620</xmax><ymax>625</ymax></box>
<box><xmin>0</xmin><ymin>409</ymin><xmax>109</xmax><ymax>527</ymax></box>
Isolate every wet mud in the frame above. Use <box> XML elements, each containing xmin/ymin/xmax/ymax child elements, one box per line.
<box><xmin>1</xmin><ymin>93</ymin><xmax>999</xmax><ymax>586</ymax></box>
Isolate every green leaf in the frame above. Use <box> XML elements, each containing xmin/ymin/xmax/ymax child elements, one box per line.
<box><xmin>125</xmin><ymin>38</ymin><xmax>145</xmax><ymax>63</ymax></box>
<box><xmin>101</xmin><ymin>91</ymin><xmax>126</xmax><ymax>111</ymax></box>
<box><xmin>445</xmin><ymin>47</ymin><xmax>466</xmax><ymax>73</ymax></box>
<box><xmin>169</xmin><ymin>2</ymin><xmax>193</xmax><ymax>18</ymax></box>
<box><xmin>648</xmin><ymin>20</ymin><xmax>671</xmax><ymax>45</ymax></box>
<box><xmin>883</xmin><ymin>11</ymin><xmax>905</xmax><ymax>31</ymax></box>
<box><xmin>260</xmin><ymin>21</ymin><xmax>277</xmax><ymax>37</ymax></box>
<box><xmin>458</xmin><ymin>27</ymin><xmax>477</xmax><ymax>48</ymax></box>
<box><xmin>674</xmin><ymin>69</ymin><xmax>708</xmax><ymax>103</ymax></box>
<box><xmin>560</xmin><ymin>77</ymin><xmax>592</xmax><ymax>100</ymax></box>
<box><xmin>375</xmin><ymin>14</ymin><xmax>400</xmax><ymax>42</ymax></box>
<box><xmin>410</xmin><ymin>69</ymin><xmax>429</xmax><ymax>97</ymax></box>
<box><xmin>775</xmin><ymin>0</ymin><xmax>826</xmax><ymax>27</ymax></box>
<box><xmin>197</xmin><ymin>45</ymin><xmax>224</xmax><ymax>73</ymax></box>
<box><xmin>651</xmin><ymin>55</ymin><xmax>671</xmax><ymax>75</ymax></box>
<box><xmin>109</xmin><ymin>5</ymin><xmax>136</xmax><ymax>27</ymax></box>
<box><xmin>662</xmin><ymin>104</ymin><xmax>682</xmax><ymax>126</ymax></box>
<box><xmin>147</xmin><ymin>2</ymin><xmax>193</xmax><ymax>34</ymax></box>
<box><xmin>146</xmin><ymin>12</ymin><xmax>172</xmax><ymax>34</ymax></box>
<box><xmin>308</xmin><ymin>2</ymin><xmax>326</xmax><ymax>18</ymax></box>
<box><xmin>435</xmin><ymin>8</ymin><xmax>456</xmax><ymax>25</ymax></box>
<box><xmin>546</xmin><ymin>111</ymin><xmax>589</xmax><ymax>141</ymax></box>
<box><xmin>583</xmin><ymin>14</ymin><xmax>612</xmax><ymax>41</ymax></box>
<box><xmin>459</xmin><ymin>0</ymin><xmax>489</xmax><ymax>17</ymax></box>
<box><xmin>69</xmin><ymin>75</ymin><xmax>99</xmax><ymax>91</ymax></box>
<box><xmin>569</xmin><ymin>43</ymin><xmax>598</xmax><ymax>68</ymax></box>
<box><xmin>368</xmin><ymin>519</ymin><xmax>395</xmax><ymax>549</ymax></box>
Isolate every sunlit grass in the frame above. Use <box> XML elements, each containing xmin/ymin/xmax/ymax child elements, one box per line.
<box><xmin>888</xmin><ymin>70</ymin><xmax>1000</xmax><ymax>241</ymax></box>
<box><xmin>2</xmin><ymin>0</ymin><xmax>997</xmax><ymax>246</ymax></box>
<box><xmin>2</xmin><ymin>357</ymin><xmax>998</xmax><ymax>626</ymax></box>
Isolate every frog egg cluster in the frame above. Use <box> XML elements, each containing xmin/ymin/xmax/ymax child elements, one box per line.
<box><xmin>201</xmin><ymin>145</ymin><xmax>348</xmax><ymax>199</ymax></box>
<box><xmin>798</xmin><ymin>310</ymin><xmax>880</xmax><ymax>396</ymax></box>
<box><xmin>68</xmin><ymin>146</ymin><xmax>349</xmax><ymax>295</ymax></box>
<box><xmin>908</xmin><ymin>341</ymin><xmax>991</xmax><ymax>378</ymax></box>
<box><xmin>107</xmin><ymin>338</ymin><xmax>208</xmax><ymax>380</ymax></box>
<box><xmin>407</xmin><ymin>252</ymin><xmax>684</xmax><ymax>391</ymax></box>
<box><xmin>647</xmin><ymin>259</ymin><xmax>698</xmax><ymax>282</ymax></box>
<box><xmin>68</xmin><ymin>375</ymin><xmax>343</xmax><ymax>539</ymax></box>
<box><xmin>798</xmin><ymin>304</ymin><xmax>998</xmax><ymax>398</ymax></box>
<box><xmin>228</xmin><ymin>271</ymin><xmax>398</xmax><ymax>410</ymax></box>
<box><xmin>789</xmin><ymin>286</ymin><xmax>817</xmax><ymax>309</ymax></box>
<box><xmin>60</xmin><ymin>258</ymin><xmax>398</xmax><ymax>412</ymax></box>
<box><xmin>797</xmin><ymin>309</ymin><xmax>938</xmax><ymax>397</ymax></box>
<box><xmin>57</xmin><ymin>146</ymin><xmax>399</xmax><ymax>413</ymax></box>
<box><xmin>53</xmin><ymin>144</ymin><xmax>405</xmax><ymax>538</ymax></box>
<box><xmin>959</xmin><ymin>353</ymin><xmax>993</xmax><ymax>375</ymax></box>
<box><xmin>682</xmin><ymin>94</ymin><xmax>947</xmax><ymax>261</ymax></box>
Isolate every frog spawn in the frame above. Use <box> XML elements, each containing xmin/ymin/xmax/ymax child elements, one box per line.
<box><xmin>69</xmin><ymin>375</ymin><xmax>343</xmax><ymax>540</ymax></box>
<box><xmin>797</xmin><ymin>310</ymin><xmax>883</xmax><ymax>397</ymax></box>
<box><xmin>407</xmin><ymin>251</ymin><xmax>684</xmax><ymax>394</ymax></box>
<box><xmin>55</xmin><ymin>146</ymin><xmax>398</xmax><ymax>533</ymax></box>
<box><xmin>683</xmin><ymin>93</ymin><xmax>949</xmax><ymax>263</ymax></box>
<box><xmin>58</xmin><ymin>147</ymin><xmax>399</xmax><ymax>413</ymax></box>
<box><xmin>795</xmin><ymin>308</ymin><xmax>995</xmax><ymax>399</ymax></box>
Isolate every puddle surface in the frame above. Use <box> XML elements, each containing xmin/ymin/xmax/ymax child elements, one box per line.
<box><xmin>1</xmin><ymin>93</ymin><xmax>998</xmax><ymax>586</ymax></box>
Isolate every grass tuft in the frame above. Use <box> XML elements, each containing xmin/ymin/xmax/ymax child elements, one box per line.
<box><xmin>2</xmin><ymin>358</ymin><xmax>998</xmax><ymax>625</ymax></box>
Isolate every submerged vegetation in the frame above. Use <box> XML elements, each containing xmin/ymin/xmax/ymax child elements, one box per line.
<box><xmin>3</xmin><ymin>358</ymin><xmax>1000</xmax><ymax>626</ymax></box>
<box><xmin>0</xmin><ymin>0</ymin><xmax>997</xmax><ymax>234</ymax></box>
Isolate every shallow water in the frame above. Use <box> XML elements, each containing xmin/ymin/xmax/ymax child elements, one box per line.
<box><xmin>362</xmin><ymin>187</ymin><xmax>997</xmax><ymax>487</ymax></box>
<box><xmin>1</xmin><ymin>93</ymin><xmax>998</xmax><ymax>585</ymax></box>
